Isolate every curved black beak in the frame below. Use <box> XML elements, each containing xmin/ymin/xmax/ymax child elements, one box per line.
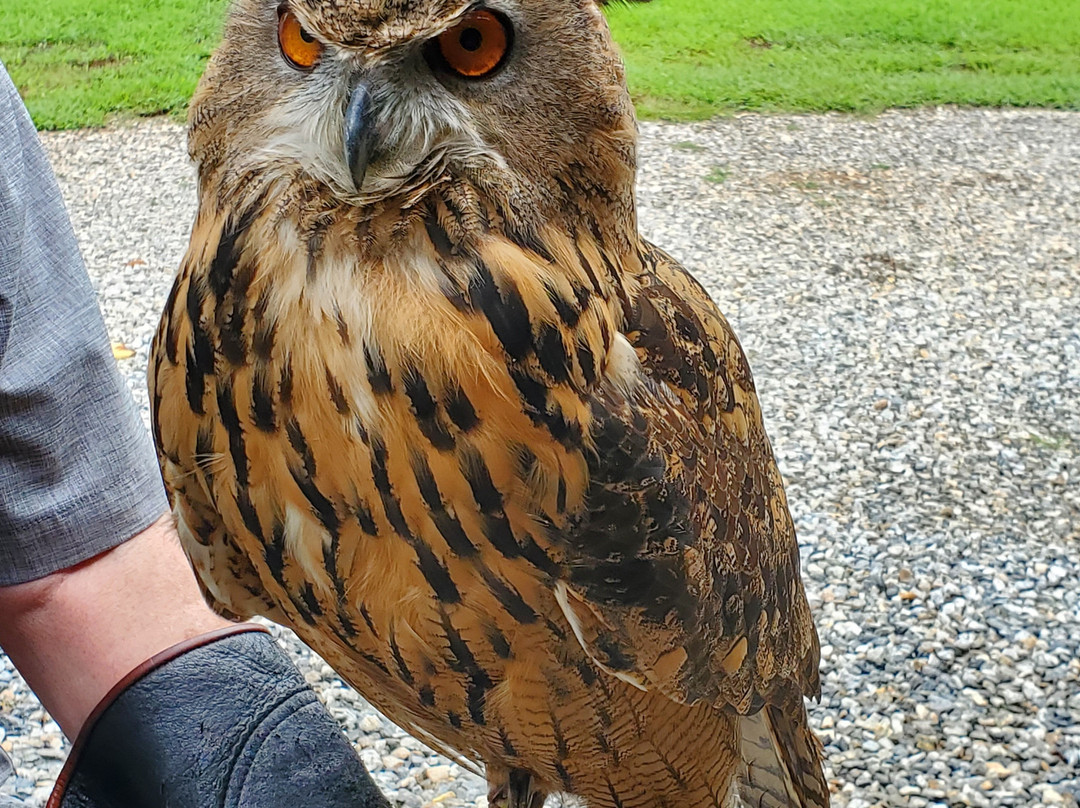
<box><xmin>344</xmin><ymin>82</ymin><xmax>376</xmax><ymax>191</ymax></box>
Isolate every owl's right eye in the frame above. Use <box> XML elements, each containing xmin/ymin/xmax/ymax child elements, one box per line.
<box><xmin>278</xmin><ymin>9</ymin><xmax>323</xmax><ymax>71</ymax></box>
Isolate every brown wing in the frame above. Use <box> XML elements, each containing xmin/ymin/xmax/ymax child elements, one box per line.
<box><xmin>551</xmin><ymin>240</ymin><xmax>821</xmax><ymax>716</ymax></box>
<box><xmin>148</xmin><ymin>222</ymin><xmax>287</xmax><ymax>625</ymax></box>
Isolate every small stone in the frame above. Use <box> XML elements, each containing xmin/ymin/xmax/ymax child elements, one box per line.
<box><xmin>1040</xmin><ymin>787</ymin><xmax>1064</xmax><ymax>804</ymax></box>
<box><xmin>425</xmin><ymin>765</ymin><xmax>452</xmax><ymax>784</ymax></box>
<box><xmin>360</xmin><ymin>715</ymin><xmax>383</xmax><ymax>733</ymax></box>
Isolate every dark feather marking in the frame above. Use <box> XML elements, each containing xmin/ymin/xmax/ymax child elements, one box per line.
<box><xmin>163</xmin><ymin>280</ymin><xmax>181</xmax><ymax>363</ymax></box>
<box><xmin>545</xmin><ymin>408</ymin><xmax>584</xmax><ymax>449</ymax></box>
<box><xmin>448</xmin><ymin>711</ymin><xmax>462</xmax><ymax>729</ymax></box>
<box><xmin>460</xmin><ymin>447</ymin><xmax>504</xmax><ymax>513</ymax></box>
<box><xmin>207</xmin><ymin>204</ymin><xmax>258</xmax><ymax>301</ymax></box>
<box><xmin>215</xmin><ymin>381</ymin><xmax>248</xmax><ymax>489</ymax></box>
<box><xmin>411</xmin><ymin>453</ymin><xmax>478</xmax><ymax>558</ymax></box>
<box><xmin>369</xmin><ymin>438</ymin><xmax>411</xmax><ymax>537</ymax></box>
<box><xmin>218</xmin><ymin>260</ymin><xmax>255</xmax><ymax>366</ymax></box>
<box><xmin>576</xmin><ymin>660</ymin><xmax>597</xmax><ymax>687</ymax></box>
<box><xmin>508</xmin><ymin>369</ymin><xmax>583</xmax><ymax>449</ymax></box>
<box><xmin>325</xmin><ymin>366</ymin><xmax>351</xmax><ymax>415</ymax></box>
<box><xmin>337</xmin><ymin>607</ymin><xmax>358</xmax><ymax>638</ymax></box>
<box><xmin>326</xmin><ymin>530</ymin><xmax>346</xmax><ymax>601</ymax></box>
<box><xmin>285</xmin><ymin>417</ymin><xmax>340</xmax><ymax>536</ymax></box>
<box><xmin>572</xmin><ymin>238</ymin><xmax>607</xmax><ymax>300</ymax></box>
<box><xmin>518</xmin><ymin>533</ymin><xmax>558</xmax><ymax>576</ymax></box>
<box><xmin>460</xmin><ymin>449</ymin><xmax>536</xmax><ymax>562</ymax></box>
<box><xmin>444</xmin><ymin>386</ymin><xmax>479</xmax><ymax>432</ymax></box>
<box><xmin>556</xmin><ymin>762</ymin><xmax>572</xmax><ymax>791</ymax></box>
<box><xmin>349</xmin><ymin>648</ymin><xmax>390</xmax><ymax>677</ymax></box>
<box><xmin>596</xmin><ymin>703</ymin><xmax>613</xmax><ymax>729</ymax></box>
<box><xmin>252</xmin><ymin>371</ymin><xmax>277</xmax><ymax>432</ymax></box>
<box><xmin>419</xmin><ymin>685</ymin><xmax>436</xmax><ymax>706</ymax></box>
<box><xmin>504</xmin><ymin>222</ymin><xmax>555</xmax><ymax>264</ymax></box>
<box><xmin>150</xmin><ymin>388</ymin><xmax>166</xmax><ymax>460</ymax></box>
<box><xmin>536</xmin><ymin>324</ymin><xmax>571</xmax><ymax>384</ymax></box>
<box><xmin>300</xmin><ymin>582</ymin><xmax>324</xmax><ymax>618</ymax></box>
<box><xmin>487</xmin><ymin>626</ymin><xmax>512</xmax><ymax>659</ymax></box>
<box><xmin>354</xmin><ymin>499</ymin><xmax>378</xmax><ymax>535</ymax></box>
<box><xmin>365</xmin><ymin>344</ymin><xmax>394</xmax><ymax>395</ymax></box>
<box><xmin>264</xmin><ymin>519</ymin><xmax>288</xmax><ymax>590</ymax></box>
<box><xmin>333</xmin><ymin>304</ymin><xmax>351</xmax><ymax>345</ymax></box>
<box><xmin>404</xmin><ymin>368</ymin><xmax>454</xmax><ymax>450</ymax></box>
<box><xmin>606</xmin><ymin>781</ymin><xmax>626</xmax><ymax>808</ymax></box>
<box><xmin>441</xmin><ymin>610</ymin><xmax>492</xmax><ymax>725</ymax></box>
<box><xmin>510</xmin><ymin>367</ymin><xmax>548</xmax><ymax>421</ymax></box>
<box><xmin>279</xmin><ymin>357</ymin><xmax>294</xmax><ymax>407</ymax></box>
<box><xmin>479</xmin><ymin>568</ymin><xmax>537</xmax><ymax>624</ymax></box>
<box><xmin>545</xmin><ymin>618</ymin><xmax>567</xmax><ymax>642</ymax></box>
<box><xmin>414</xmin><ymin>538</ymin><xmax>460</xmax><ymax>604</ymax></box>
<box><xmin>290</xmin><ymin>593</ymin><xmax>315</xmax><ymax>626</ymax></box>
<box><xmin>252</xmin><ymin>292</ymin><xmax>275</xmax><ymax>361</ymax></box>
<box><xmin>595</xmin><ymin>245</ymin><xmax>633</xmax><ymax>318</ymax></box>
<box><xmin>481</xmin><ymin>513</ymin><xmax>522</xmax><ymax>560</ymax></box>
<box><xmin>371</xmin><ymin>440</ymin><xmax>460</xmax><ymax>603</ymax></box>
<box><xmin>546</xmin><ymin>282</ymin><xmax>582</xmax><ymax>328</ymax></box>
<box><xmin>467</xmin><ymin>259</ymin><xmax>531</xmax><ymax>362</ymax></box>
<box><xmin>500</xmin><ymin>729</ymin><xmax>517</xmax><ymax>758</ymax></box>
<box><xmin>388</xmin><ymin>629</ymin><xmax>414</xmax><ymax>685</ymax></box>
<box><xmin>359</xmin><ymin>604</ymin><xmax>378</xmax><ymax>637</ymax></box>
<box><xmin>576</xmin><ymin>342</ymin><xmax>597</xmax><ymax>386</ymax></box>
<box><xmin>235</xmin><ymin>492</ymin><xmax>263</xmax><ymax>543</ymax></box>
<box><xmin>424</xmin><ymin>208</ymin><xmax>456</xmax><ymax>257</ymax></box>
<box><xmin>441</xmin><ymin>190</ymin><xmax>468</xmax><ymax>236</ymax></box>
<box><xmin>185</xmin><ymin>280</ymin><xmax>214</xmax><ymax>415</ymax></box>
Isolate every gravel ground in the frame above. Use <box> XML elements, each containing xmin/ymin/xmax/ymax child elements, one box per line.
<box><xmin>1</xmin><ymin>108</ymin><xmax>1077</xmax><ymax>808</ymax></box>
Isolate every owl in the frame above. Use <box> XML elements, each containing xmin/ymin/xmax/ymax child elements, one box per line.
<box><xmin>149</xmin><ymin>1</ymin><xmax>830</xmax><ymax>807</ymax></box>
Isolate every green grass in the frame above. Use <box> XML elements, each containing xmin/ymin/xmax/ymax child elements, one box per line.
<box><xmin>605</xmin><ymin>0</ymin><xmax>1080</xmax><ymax>118</ymax></box>
<box><xmin>705</xmin><ymin>165</ymin><xmax>730</xmax><ymax>184</ymax></box>
<box><xmin>1</xmin><ymin>0</ymin><xmax>1078</xmax><ymax>128</ymax></box>
<box><xmin>0</xmin><ymin>0</ymin><xmax>228</xmax><ymax>128</ymax></box>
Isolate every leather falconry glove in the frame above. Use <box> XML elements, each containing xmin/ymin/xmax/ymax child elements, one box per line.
<box><xmin>46</xmin><ymin>625</ymin><xmax>390</xmax><ymax>808</ymax></box>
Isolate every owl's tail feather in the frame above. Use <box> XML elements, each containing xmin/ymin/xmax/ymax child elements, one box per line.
<box><xmin>736</xmin><ymin>705</ymin><xmax>829</xmax><ymax>808</ymax></box>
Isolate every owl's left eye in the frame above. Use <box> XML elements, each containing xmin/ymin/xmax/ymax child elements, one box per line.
<box><xmin>278</xmin><ymin>9</ymin><xmax>323</xmax><ymax>71</ymax></box>
<box><xmin>428</xmin><ymin>9</ymin><xmax>513</xmax><ymax>79</ymax></box>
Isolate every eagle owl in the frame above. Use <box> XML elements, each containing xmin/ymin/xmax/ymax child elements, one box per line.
<box><xmin>149</xmin><ymin>1</ymin><xmax>830</xmax><ymax>806</ymax></box>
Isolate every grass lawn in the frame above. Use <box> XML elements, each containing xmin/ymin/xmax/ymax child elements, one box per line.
<box><xmin>606</xmin><ymin>0</ymin><xmax>1080</xmax><ymax>118</ymax></box>
<box><xmin>1</xmin><ymin>0</ymin><xmax>1078</xmax><ymax>128</ymax></box>
<box><xmin>0</xmin><ymin>0</ymin><xmax>228</xmax><ymax>128</ymax></box>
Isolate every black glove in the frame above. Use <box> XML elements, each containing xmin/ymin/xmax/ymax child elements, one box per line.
<box><xmin>0</xmin><ymin>746</ymin><xmax>27</xmax><ymax>807</ymax></box>
<box><xmin>47</xmin><ymin>625</ymin><xmax>389</xmax><ymax>808</ymax></box>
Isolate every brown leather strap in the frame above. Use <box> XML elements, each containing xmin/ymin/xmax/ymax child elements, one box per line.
<box><xmin>46</xmin><ymin>624</ymin><xmax>270</xmax><ymax>808</ymax></box>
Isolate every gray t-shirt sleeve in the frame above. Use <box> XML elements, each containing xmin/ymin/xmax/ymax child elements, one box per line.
<box><xmin>0</xmin><ymin>64</ymin><xmax>169</xmax><ymax>585</ymax></box>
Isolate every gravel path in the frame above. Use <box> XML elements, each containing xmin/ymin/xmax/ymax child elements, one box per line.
<box><xmin>1</xmin><ymin>108</ymin><xmax>1077</xmax><ymax>808</ymax></box>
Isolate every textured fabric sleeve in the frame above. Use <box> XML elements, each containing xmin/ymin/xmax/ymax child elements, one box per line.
<box><xmin>0</xmin><ymin>64</ymin><xmax>169</xmax><ymax>585</ymax></box>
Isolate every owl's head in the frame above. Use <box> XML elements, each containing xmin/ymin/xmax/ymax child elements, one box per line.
<box><xmin>190</xmin><ymin>0</ymin><xmax>637</xmax><ymax>229</ymax></box>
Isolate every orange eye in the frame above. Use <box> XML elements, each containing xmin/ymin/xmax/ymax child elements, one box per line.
<box><xmin>278</xmin><ymin>9</ymin><xmax>323</xmax><ymax>71</ymax></box>
<box><xmin>436</xmin><ymin>9</ymin><xmax>511</xmax><ymax>78</ymax></box>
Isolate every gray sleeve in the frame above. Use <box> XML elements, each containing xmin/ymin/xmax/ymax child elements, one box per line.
<box><xmin>0</xmin><ymin>64</ymin><xmax>169</xmax><ymax>585</ymax></box>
